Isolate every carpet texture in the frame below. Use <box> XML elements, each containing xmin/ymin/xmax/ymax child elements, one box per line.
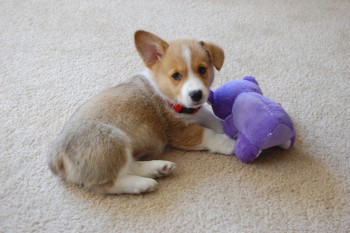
<box><xmin>1</xmin><ymin>0</ymin><xmax>349</xmax><ymax>232</ymax></box>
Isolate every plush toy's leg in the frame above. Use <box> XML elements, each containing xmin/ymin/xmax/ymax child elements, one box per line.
<box><xmin>278</xmin><ymin>140</ymin><xmax>292</xmax><ymax>149</ymax></box>
<box><xmin>223</xmin><ymin>114</ymin><xmax>238</xmax><ymax>139</ymax></box>
<box><xmin>235</xmin><ymin>133</ymin><xmax>261</xmax><ymax>163</ymax></box>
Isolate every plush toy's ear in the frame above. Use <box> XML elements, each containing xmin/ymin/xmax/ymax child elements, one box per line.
<box><xmin>200</xmin><ymin>41</ymin><xmax>225</xmax><ymax>71</ymax></box>
<box><xmin>243</xmin><ymin>76</ymin><xmax>259</xmax><ymax>85</ymax></box>
<box><xmin>134</xmin><ymin>30</ymin><xmax>169</xmax><ymax>68</ymax></box>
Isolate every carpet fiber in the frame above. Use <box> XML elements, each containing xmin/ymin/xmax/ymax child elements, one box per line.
<box><xmin>1</xmin><ymin>0</ymin><xmax>349</xmax><ymax>232</ymax></box>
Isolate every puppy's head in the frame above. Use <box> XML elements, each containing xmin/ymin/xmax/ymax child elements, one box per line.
<box><xmin>135</xmin><ymin>30</ymin><xmax>224</xmax><ymax>108</ymax></box>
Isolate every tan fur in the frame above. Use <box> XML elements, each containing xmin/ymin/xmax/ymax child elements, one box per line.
<box><xmin>48</xmin><ymin>30</ymin><xmax>231</xmax><ymax>194</ymax></box>
<box><xmin>200</xmin><ymin>41</ymin><xmax>225</xmax><ymax>71</ymax></box>
<box><xmin>48</xmin><ymin>77</ymin><xmax>167</xmax><ymax>186</ymax></box>
<box><xmin>167</xmin><ymin>122</ymin><xmax>205</xmax><ymax>150</ymax></box>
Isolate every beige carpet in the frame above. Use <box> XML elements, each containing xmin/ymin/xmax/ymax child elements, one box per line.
<box><xmin>1</xmin><ymin>0</ymin><xmax>349</xmax><ymax>232</ymax></box>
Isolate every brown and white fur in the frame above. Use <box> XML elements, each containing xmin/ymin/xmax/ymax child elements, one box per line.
<box><xmin>48</xmin><ymin>30</ymin><xmax>235</xmax><ymax>195</ymax></box>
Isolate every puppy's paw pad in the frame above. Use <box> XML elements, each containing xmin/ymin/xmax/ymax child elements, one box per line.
<box><xmin>159</xmin><ymin>162</ymin><xmax>175</xmax><ymax>176</ymax></box>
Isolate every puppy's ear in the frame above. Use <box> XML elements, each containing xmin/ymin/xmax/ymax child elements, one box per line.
<box><xmin>134</xmin><ymin>30</ymin><xmax>169</xmax><ymax>68</ymax></box>
<box><xmin>200</xmin><ymin>41</ymin><xmax>225</xmax><ymax>71</ymax></box>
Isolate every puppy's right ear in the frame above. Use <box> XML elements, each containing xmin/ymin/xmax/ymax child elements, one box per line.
<box><xmin>134</xmin><ymin>30</ymin><xmax>169</xmax><ymax>68</ymax></box>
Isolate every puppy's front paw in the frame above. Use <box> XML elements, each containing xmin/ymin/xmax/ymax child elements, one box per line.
<box><xmin>214</xmin><ymin>134</ymin><xmax>235</xmax><ymax>155</ymax></box>
<box><xmin>203</xmin><ymin>129</ymin><xmax>235</xmax><ymax>155</ymax></box>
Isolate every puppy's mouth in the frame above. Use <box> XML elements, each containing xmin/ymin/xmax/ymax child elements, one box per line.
<box><xmin>179</xmin><ymin>93</ymin><xmax>208</xmax><ymax>108</ymax></box>
<box><xmin>166</xmin><ymin>99</ymin><xmax>203</xmax><ymax>114</ymax></box>
<box><xmin>170</xmin><ymin>100</ymin><xmax>204</xmax><ymax>109</ymax></box>
<box><xmin>187</xmin><ymin>100</ymin><xmax>205</xmax><ymax>108</ymax></box>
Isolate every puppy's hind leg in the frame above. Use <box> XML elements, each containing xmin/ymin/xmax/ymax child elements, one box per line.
<box><xmin>91</xmin><ymin>149</ymin><xmax>159</xmax><ymax>195</ymax></box>
<box><xmin>94</xmin><ymin>175</ymin><xmax>159</xmax><ymax>195</ymax></box>
<box><xmin>129</xmin><ymin>160</ymin><xmax>176</xmax><ymax>178</ymax></box>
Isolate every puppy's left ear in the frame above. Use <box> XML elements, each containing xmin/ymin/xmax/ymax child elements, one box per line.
<box><xmin>200</xmin><ymin>41</ymin><xmax>225</xmax><ymax>71</ymax></box>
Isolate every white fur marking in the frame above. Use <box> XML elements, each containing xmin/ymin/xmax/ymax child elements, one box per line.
<box><xmin>201</xmin><ymin>128</ymin><xmax>235</xmax><ymax>155</ymax></box>
<box><xmin>109</xmin><ymin>175</ymin><xmax>158</xmax><ymax>194</ymax></box>
<box><xmin>181</xmin><ymin>46</ymin><xmax>208</xmax><ymax>107</ymax></box>
<box><xmin>129</xmin><ymin>160</ymin><xmax>175</xmax><ymax>178</ymax></box>
<box><xmin>183</xmin><ymin>46</ymin><xmax>192</xmax><ymax>69</ymax></box>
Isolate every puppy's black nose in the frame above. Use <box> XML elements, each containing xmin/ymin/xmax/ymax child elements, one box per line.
<box><xmin>189</xmin><ymin>90</ymin><xmax>203</xmax><ymax>102</ymax></box>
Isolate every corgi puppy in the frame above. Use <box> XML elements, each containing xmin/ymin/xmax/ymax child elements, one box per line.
<box><xmin>48</xmin><ymin>30</ymin><xmax>235</xmax><ymax>194</ymax></box>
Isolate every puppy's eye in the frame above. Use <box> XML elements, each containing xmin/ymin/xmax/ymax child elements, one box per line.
<box><xmin>171</xmin><ymin>72</ymin><xmax>182</xmax><ymax>81</ymax></box>
<box><xmin>198</xmin><ymin>66</ymin><xmax>206</xmax><ymax>75</ymax></box>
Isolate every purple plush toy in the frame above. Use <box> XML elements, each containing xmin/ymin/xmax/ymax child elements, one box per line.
<box><xmin>208</xmin><ymin>76</ymin><xmax>296</xmax><ymax>163</ymax></box>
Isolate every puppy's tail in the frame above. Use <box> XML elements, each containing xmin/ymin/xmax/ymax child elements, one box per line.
<box><xmin>48</xmin><ymin>149</ymin><xmax>66</xmax><ymax>177</ymax></box>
